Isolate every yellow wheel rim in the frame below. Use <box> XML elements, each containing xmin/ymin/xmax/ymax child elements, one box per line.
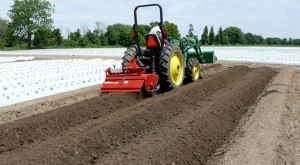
<box><xmin>193</xmin><ymin>64</ymin><xmax>200</xmax><ymax>80</ymax></box>
<box><xmin>170</xmin><ymin>51</ymin><xmax>184</xmax><ymax>86</ymax></box>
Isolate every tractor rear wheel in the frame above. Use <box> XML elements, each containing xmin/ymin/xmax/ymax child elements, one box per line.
<box><xmin>122</xmin><ymin>45</ymin><xmax>137</xmax><ymax>68</ymax></box>
<box><xmin>158</xmin><ymin>44</ymin><xmax>185</xmax><ymax>91</ymax></box>
<box><xmin>185</xmin><ymin>58</ymin><xmax>201</xmax><ymax>82</ymax></box>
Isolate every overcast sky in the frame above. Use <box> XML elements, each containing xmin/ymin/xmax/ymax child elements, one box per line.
<box><xmin>1</xmin><ymin>0</ymin><xmax>299</xmax><ymax>38</ymax></box>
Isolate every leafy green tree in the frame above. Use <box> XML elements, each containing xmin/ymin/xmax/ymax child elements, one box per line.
<box><xmin>99</xmin><ymin>34</ymin><xmax>107</xmax><ymax>46</ymax></box>
<box><xmin>137</xmin><ymin>32</ymin><xmax>146</xmax><ymax>46</ymax></box>
<box><xmin>188</xmin><ymin>24</ymin><xmax>194</xmax><ymax>36</ymax></box>
<box><xmin>0</xmin><ymin>39</ymin><xmax>4</xmax><ymax>48</ymax></box>
<box><xmin>118</xmin><ymin>28</ymin><xmax>132</xmax><ymax>47</ymax></box>
<box><xmin>256</xmin><ymin>35</ymin><xmax>265</xmax><ymax>45</ymax></box>
<box><xmin>266</xmin><ymin>37</ymin><xmax>282</xmax><ymax>45</ymax></box>
<box><xmin>222</xmin><ymin>30</ymin><xmax>230</xmax><ymax>45</ymax></box>
<box><xmin>106</xmin><ymin>25</ymin><xmax>120</xmax><ymax>45</ymax></box>
<box><xmin>292</xmin><ymin>39</ymin><xmax>300</xmax><ymax>45</ymax></box>
<box><xmin>4</xmin><ymin>23</ymin><xmax>16</xmax><ymax>47</ymax></box>
<box><xmin>288</xmin><ymin>38</ymin><xmax>293</xmax><ymax>45</ymax></box>
<box><xmin>87</xmin><ymin>31</ymin><xmax>96</xmax><ymax>44</ymax></box>
<box><xmin>164</xmin><ymin>21</ymin><xmax>180</xmax><ymax>39</ymax></box>
<box><xmin>85</xmin><ymin>30</ymin><xmax>96</xmax><ymax>44</ymax></box>
<box><xmin>274</xmin><ymin>38</ymin><xmax>282</xmax><ymax>45</ymax></box>
<box><xmin>282</xmin><ymin>38</ymin><xmax>288</xmax><ymax>45</ymax></box>
<box><xmin>244</xmin><ymin>33</ymin><xmax>261</xmax><ymax>45</ymax></box>
<box><xmin>63</xmin><ymin>39</ymin><xmax>77</xmax><ymax>47</ymax></box>
<box><xmin>94</xmin><ymin>37</ymin><xmax>101</xmax><ymax>46</ymax></box>
<box><xmin>215</xmin><ymin>27</ymin><xmax>221</xmax><ymax>45</ymax></box>
<box><xmin>79</xmin><ymin>36</ymin><xmax>90</xmax><ymax>47</ymax></box>
<box><xmin>105</xmin><ymin>23</ymin><xmax>136</xmax><ymax>46</ymax></box>
<box><xmin>69</xmin><ymin>29</ymin><xmax>81</xmax><ymax>41</ymax></box>
<box><xmin>51</xmin><ymin>28</ymin><xmax>63</xmax><ymax>45</ymax></box>
<box><xmin>202</xmin><ymin>26</ymin><xmax>209</xmax><ymax>45</ymax></box>
<box><xmin>47</xmin><ymin>28</ymin><xmax>63</xmax><ymax>46</ymax></box>
<box><xmin>215</xmin><ymin>26</ymin><xmax>225</xmax><ymax>45</ymax></box>
<box><xmin>68</xmin><ymin>29</ymin><xmax>81</xmax><ymax>47</ymax></box>
<box><xmin>33</xmin><ymin>28</ymin><xmax>50</xmax><ymax>48</ymax></box>
<box><xmin>138</xmin><ymin>24</ymin><xmax>151</xmax><ymax>37</ymax></box>
<box><xmin>244</xmin><ymin>33</ymin><xmax>253</xmax><ymax>45</ymax></box>
<box><xmin>0</xmin><ymin>18</ymin><xmax>9</xmax><ymax>40</ymax></box>
<box><xmin>253</xmin><ymin>35</ymin><xmax>262</xmax><ymax>44</ymax></box>
<box><xmin>266</xmin><ymin>38</ymin><xmax>273</xmax><ymax>45</ymax></box>
<box><xmin>224</xmin><ymin>27</ymin><xmax>246</xmax><ymax>45</ymax></box>
<box><xmin>275</xmin><ymin>38</ymin><xmax>282</xmax><ymax>45</ymax></box>
<box><xmin>8</xmin><ymin>0</ymin><xmax>55</xmax><ymax>48</ymax></box>
<box><xmin>208</xmin><ymin>26</ymin><xmax>215</xmax><ymax>45</ymax></box>
<box><xmin>0</xmin><ymin>18</ymin><xmax>9</xmax><ymax>48</ymax></box>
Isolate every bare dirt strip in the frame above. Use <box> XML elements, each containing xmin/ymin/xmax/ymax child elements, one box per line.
<box><xmin>0</xmin><ymin>63</ymin><xmax>224</xmax><ymax>125</ymax></box>
<box><xmin>209</xmin><ymin>65</ymin><xmax>300</xmax><ymax>165</ymax></box>
<box><xmin>0</xmin><ymin>65</ymin><xmax>276</xmax><ymax>164</ymax></box>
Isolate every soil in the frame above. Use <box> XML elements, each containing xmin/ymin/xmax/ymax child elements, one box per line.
<box><xmin>210</xmin><ymin>64</ymin><xmax>300</xmax><ymax>165</ymax></box>
<box><xmin>1</xmin><ymin>57</ymin><xmax>299</xmax><ymax>165</ymax></box>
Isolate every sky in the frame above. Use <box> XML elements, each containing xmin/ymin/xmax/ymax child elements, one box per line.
<box><xmin>0</xmin><ymin>0</ymin><xmax>300</xmax><ymax>39</ymax></box>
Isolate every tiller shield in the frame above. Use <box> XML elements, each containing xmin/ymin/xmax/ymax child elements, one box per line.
<box><xmin>101</xmin><ymin>59</ymin><xmax>159</xmax><ymax>92</ymax></box>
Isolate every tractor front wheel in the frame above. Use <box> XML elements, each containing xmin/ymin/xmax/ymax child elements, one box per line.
<box><xmin>122</xmin><ymin>45</ymin><xmax>137</xmax><ymax>68</ymax></box>
<box><xmin>185</xmin><ymin>58</ymin><xmax>201</xmax><ymax>83</ymax></box>
<box><xmin>158</xmin><ymin>44</ymin><xmax>185</xmax><ymax>91</ymax></box>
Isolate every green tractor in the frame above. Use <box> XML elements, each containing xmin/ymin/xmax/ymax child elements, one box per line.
<box><xmin>101</xmin><ymin>4</ymin><xmax>216</xmax><ymax>93</ymax></box>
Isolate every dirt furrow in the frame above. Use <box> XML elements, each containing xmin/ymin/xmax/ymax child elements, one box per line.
<box><xmin>0</xmin><ymin>63</ymin><xmax>223</xmax><ymax>155</ymax></box>
<box><xmin>0</xmin><ymin>66</ymin><xmax>277</xmax><ymax>165</ymax></box>
<box><xmin>0</xmin><ymin>92</ymin><xmax>144</xmax><ymax>154</ymax></box>
<box><xmin>98</xmin><ymin>66</ymin><xmax>277</xmax><ymax>164</ymax></box>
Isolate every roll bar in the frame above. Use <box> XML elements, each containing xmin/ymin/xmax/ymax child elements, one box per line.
<box><xmin>133</xmin><ymin>4</ymin><xmax>164</xmax><ymax>53</ymax></box>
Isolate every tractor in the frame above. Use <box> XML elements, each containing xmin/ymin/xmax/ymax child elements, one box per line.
<box><xmin>101</xmin><ymin>4</ymin><xmax>216</xmax><ymax>93</ymax></box>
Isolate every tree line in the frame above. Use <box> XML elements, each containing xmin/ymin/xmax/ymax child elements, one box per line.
<box><xmin>200</xmin><ymin>25</ymin><xmax>300</xmax><ymax>46</ymax></box>
<box><xmin>0</xmin><ymin>0</ymin><xmax>299</xmax><ymax>49</ymax></box>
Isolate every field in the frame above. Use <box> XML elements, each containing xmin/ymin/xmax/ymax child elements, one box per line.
<box><xmin>0</xmin><ymin>47</ymin><xmax>299</xmax><ymax>164</ymax></box>
<box><xmin>0</xmin><ymin>58</ymin><xmax>120</xmax><ymax>107</ymax></box>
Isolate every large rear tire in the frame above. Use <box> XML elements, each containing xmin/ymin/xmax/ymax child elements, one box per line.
<box><xmin>185</xmin><ymin>58</ymin><xmax>200</xmax><ymax>83</ymax></box>
<box><xmin>158</xmin><ymin>44</ymin><xmax>185</xmax><ymax>91</ymax></box>
<box><xmin>122</xmin><ymin>45</ymin><xmax>137</xmax><ymax>68</ymax></box>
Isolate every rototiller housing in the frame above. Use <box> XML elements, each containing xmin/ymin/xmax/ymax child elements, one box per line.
<box><xmin>101</xmin><ymin>4</ymin><xmax>217</xmax><ymax>93</ymax></box>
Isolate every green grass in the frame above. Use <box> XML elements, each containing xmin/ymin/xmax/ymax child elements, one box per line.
<box><xmin>0</xmin><ymin>46</ymin><xmax>30</xmax><ymax>51</ymax></box>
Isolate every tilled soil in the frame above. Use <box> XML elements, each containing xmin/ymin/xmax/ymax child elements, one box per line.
<box><xmin>0</xmin><ymin>65</ymin><xmax>277</xmax><ymax>165</ymax></box>
<box><xmin>213</xmin><ymin>65</ymin><xmax>300</xmax><ymax>165</ymax></box>
<box><xmin>0</xmin><ymin>63</ymin><xmax>224</xmax><ymax>125</ymax></box>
